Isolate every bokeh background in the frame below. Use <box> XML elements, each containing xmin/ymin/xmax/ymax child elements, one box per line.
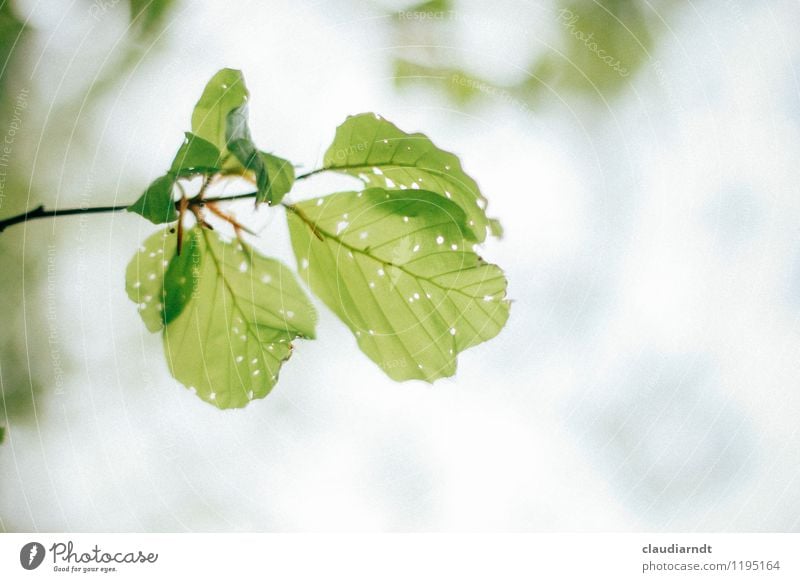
<box><xmin>2</xmin><ymin>0</ymin><xmax>800</xmax><ymax>531</ymax></box>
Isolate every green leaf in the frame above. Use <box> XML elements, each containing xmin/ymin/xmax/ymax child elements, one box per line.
<box><xmin>191</xmin><ymin>68</ymin><xmax>249</xmax><ymax>150</ymax></box>
<box><xmin>162</xmin><ymin>230</ymin><xmax>202</xmax><ymax>325</ymax></box>
<box><xmin>323</xmin><ymin>113</ymin><xmax>496</xmax><ymax>242</ymax></box>
<box><xmin>225</xmin><ymin>103</ymin><xmax>253</xmax><ymax>143</ymax></box>
<box><xmin>0</xmin><ymin>425</ymin><xmax>5</xmax><ymax>444</ymax></box>
<box><xmin>228</xmin><ymin>139</ymin><xmax>270</xmax><ymax>201</ymax></box>
<box><xmin>287</xmin><ymin>187</ymin><xmax>509</xmax><ymax>382</ymax></box>
<box><xmin>189</xmin><ymin>70</ymin><xmax>289</xmax><ymax>205</ymax></box>
<box><xmin>226</xmin><ymin>105</ymin><xmax>271</xmax><ymax>203</ymax></box>
<box><xmin>125</xmin><ymin>227</ymin><xmax>191</xmax><ymax>332</ymax></box>
<box><xmin>127</xmin><ymin>174</ymin><xmax>177</xmax><ymax>224</ymax></box>
<box><xmin>127</xmin><ymin>227</ymin><xmax>317</xmax><ymax>408</ymax></box>
<box><xmin>170</xmin><ymin>132</ymin><xmax>221</xmax><ymax>176</ymax></box>
<box><xmin>259</xmin><ymin>151</ymin><xmax>295</xmax><ymax>206</ymax></box>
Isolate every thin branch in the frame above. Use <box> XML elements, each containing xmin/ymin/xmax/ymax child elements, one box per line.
<box><xmin>294</xmin><ymin>167</ymin><xmax>328</xmax><ymax>181</ymax></box>
<box><xmin>0</xmin><ymin>165</ymin><xmax>332</xmax><ymax>234</ymax></box>
<box><xmin>0</xmin><ymin>204</ymin><xmax>128</xmax><ymax>233</ymax></box>
<box><xmin>202</xmin><ymin>191</ymin><xmax>257</xmax><ymax>204</ymax></box>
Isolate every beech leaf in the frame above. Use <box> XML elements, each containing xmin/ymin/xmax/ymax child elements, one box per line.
<box><xmin>126</xmin><ymin>227</ymin><xmax>317</xmax><ymax>408</ymax></box>
<box><xmin>323</xmin><ymin>113</ymin><xmax>497</xmax><ymax>241</ymax></box>
<box><xmin>287</xmin><ymin>187</ymin><xmax>509</xmax><ymax>381</ymax></box>
<box><xmin>127</xmin><ymin>174</ymin><xmax>177</xmax><ymax>225</ymax></box>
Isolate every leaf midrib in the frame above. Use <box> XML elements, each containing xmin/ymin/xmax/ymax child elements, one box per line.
<box><xmin>287</xmin><ymin>204</ymin><xmax>495</xmax><ymax>302</ymax></box>
<box><xmin>199</xmin><ymin>229</ymin><xmax>293</xmax><ymax>343</ymax></box>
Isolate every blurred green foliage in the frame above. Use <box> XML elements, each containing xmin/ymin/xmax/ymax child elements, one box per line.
<box><xmin>522</xmin><ymin>0</ymin><xmax>655</xmax><ymax>99</ymax></box>
<box><xmin>129</xmin><ymin>0</ymin><xmax>178</xmax><ymax>37</ymax></box>
<box><xmin>0</xmin><ymin>2</ymin><xmax>24</xmax><ymax>96</ymax></box>
<box><xmin>0</xmin><ymin>0</ymin><xmax>179</xmax><ymax>445</ymax></box>
<box><xmin>391</xmin><ymin>0</ymin><xmax>679</xmax><ymax>107</ymax></box>
<box><xmin>0</xmin><ymin>0</ymin><xmax>32</xmax><ymax>440</ymax></box>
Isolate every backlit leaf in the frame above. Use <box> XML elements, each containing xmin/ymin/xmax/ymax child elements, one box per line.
<box><xmin>125</xmin><ymin>227</ymin><xmax>197</xmax><ymax>332</ymax></box>
<box><xmin>191</xmin><ymin>68</ymin><xmax>249</xmax><ymax>150</ymax></box>
<box><xmin>170</xmin><ymin>132</ymin><xmax>221</xmax><ymax>176</ymax></box>
<box><xmin>259</xmin><ymin>151</ymin><xmax>295</xmax><ymax>206</ymax></box>
<box><xmin>226</xmin><ymin>105</ymin><xmax>271</xmax><ymax>203</ymax></box>
<box><xmin>127</xmin><ymin>227</ymin><xmax>317</xmax><ymax>408</ymax></box>
<box><xmin>323</xmin><ymin>113</ymin><xmax>496</xmax><ymax>241</ymax></box>
<box><xmin>162</xmin><ymin>230</ymin><xmax>202</xmax><ymax>325</ymax></box>
<box><xmin>287</xmin><ymin>187</ymin><xmax>509</xmax><ymax>381</ymax></box>
<box><xmin>127</xmin><ymin>174</ymin><xmax>177</xmax><ymax>225</ymax></box>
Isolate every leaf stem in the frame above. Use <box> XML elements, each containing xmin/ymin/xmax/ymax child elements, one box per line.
<box><xmin>0</xmin><ymin>165</ymin><xmax>337</xmax><ymax>234</ymax></box>
<box><xmin>294</xmin><ymin>167</ymin><xmax>328</xmax><ymax>181</ymax></box>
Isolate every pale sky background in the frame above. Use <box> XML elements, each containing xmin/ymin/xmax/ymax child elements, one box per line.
<box><xmin>2</xmin><ymin>0</ymin><xmax>800</xmax><ymax>531</ymax></box>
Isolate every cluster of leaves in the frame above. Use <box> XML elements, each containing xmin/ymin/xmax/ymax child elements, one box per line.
<box><xmin>126</xmin><ymin>68</ymin><xmax>509</xmax><ymax>408</ymax></box>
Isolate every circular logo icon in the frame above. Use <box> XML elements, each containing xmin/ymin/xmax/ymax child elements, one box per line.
<box><xmin>20</xmin><ymin>542</ymin><xmax>45</xmax><ymax>570</ymax></box>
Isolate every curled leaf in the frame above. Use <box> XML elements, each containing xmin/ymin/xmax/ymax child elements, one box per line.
<box><xmin>323</xmin><ymin>113</ymin><xmax>499</xmax><ymax>241</ymax></box>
